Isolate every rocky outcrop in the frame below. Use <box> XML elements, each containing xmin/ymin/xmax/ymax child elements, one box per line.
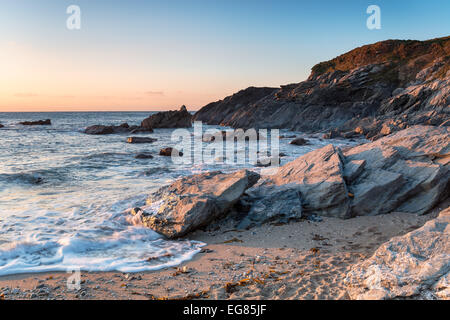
<box><xmin>242</xmin><ymin>125</ymin><xmax>449</xmax><ymax>222</ymax></box>
<box><xmin>126</xmin><ymin>137</ymin><xmax>157</xmax><ymax>144</ymax></box>
<box><xmin>141</xmin><ymin>105</ymin><xmax>192</xmax><ymax>129</ymax></box>
<box><xmin>193</xmin><ymin>36</ymin><xmax>450</xmax><ymax>138</ymax></box>
<box><xmin>19</xmin><ymin>119</ymin><xmax>51</xmax><ymax>126</ymax></box>
<box><xmin>84</xmin><ymin>123</ymin><xmax>153</xmax><ymax>135</ymax></box>
<box><xmin>133</xmin><ymin>170</ymin><xmax>260</xmax><ymax>238</ymax></box>
<box><xmin>344</xmin><ymin>206</ymin><xmax>450</xmax><ymax>300</ymax></box>
<box><xmin>0</xmin><ymin>123</ymin><xmax>4</xmax><ymax>128</ymax></box>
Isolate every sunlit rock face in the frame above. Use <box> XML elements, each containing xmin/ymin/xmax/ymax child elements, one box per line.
<box><xmin>345</xmin><ymin>206</ymin><xmax>450</xmax><ymax>300</ymax></box>
<box><xmin>134</xmin><ymin>170</ymin><xmax>260</xmax><ymax>238</ymax></box>
<box><xmin>193</xmin><ymin>37</ymin><xmax>450</xmax><ymax>138</ymax></box>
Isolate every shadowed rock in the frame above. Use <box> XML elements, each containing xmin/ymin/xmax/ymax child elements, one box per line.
<box><xmin>134</xmin><ymin>153</ymin><xmax>154</xmax><ymax>159</ymax></box>
<box><xmin>141</xmin><ymin>105</ymin><xmax>192</xmax><ymax>129</ymax></box>
<box><xmin>84</xmin><ymin>123</ymin><xmax>153</xmax><ymax>135</ymax></box>
<box><xmin>19</xmin><ymin>119</ymin><xmax>51</xmax><ymax>126</ymax></box>
<box><xmin>289</xmin><ymin>137</ymin><xmax>310</xmax><ymax>146</ymax></box>
<box><xmin>345</xmin><ymin>206</ymin><xmax>450</xmax><ymax>300</ymax></box>
<box><xmin>133</xmin><ymin>170</ymin><xmax>260</xmax><ymax>238</ymax></box>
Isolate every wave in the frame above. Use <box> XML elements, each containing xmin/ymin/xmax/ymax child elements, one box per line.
<box><xmin>0</xmin><ymin>227</ymin><xmax>204</xmax><ymax>276</ymax></box>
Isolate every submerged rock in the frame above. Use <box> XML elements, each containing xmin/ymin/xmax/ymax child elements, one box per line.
<box><xmin>19</xmin><ymin>119</ymin><xmax>51</xmax><ymax>126</ymax></box>
<box><xmin>134</xmin><ymin>153</ymin><xmax>154</xmax><ymax>159</ymax></box>
<box><xmin>136</xmin><ymin>170</ymin><xmax>260</xmax><ymax>238</ymax></box>
<box><xmin>345</xmin><ymin>206</ymin><xmax>450</xmax><ymax>300</ymax></box>
<box><xmin>126</xmin><ymin>137</ymin><xmax>157</xmax><ymax>144</ymax></box>
<box><xmin>141</xmin><ymin>105</ymin><xmax>192</xmax><ymax>129</ymax></box>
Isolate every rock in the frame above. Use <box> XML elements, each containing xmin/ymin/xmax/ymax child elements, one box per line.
<box><xmin>237</xmin><ymin>184</ymin><xmax>303</xmax><ymax>229</ymax></box>
<box><xmin>255</xmin><ymin>156</ymin><xmax>281</xmax><ymax>167</ymax></box>
<box><xmin>289</xmin><ymin>137</ymin><xmax>310</xmax><ymax>146</ymax></box>
<box><xmin>0</xmin><ymin>124</ymin><xmax>3</xmax><ymax>128</ymax></box>
<box><xmin>141</xmin><ymin>105</ymin><xmax>192</xmax><ymax>129</ymax></box>
<box><xmin>134</xmin><ymin>153</ymin><xmax>154</xmax><ymax>159</ymax></box>
<box><xmin>345</xmin><ymin>206</ymin><xmax>450</xmax><ymax>300</ymax></box>
<box><xmin>136</xmin><ymin>170</ymin><xmax>260</xmax><ymax>238</ymax></box>
<box><xmin>84</xmin><ymin>124</ymin><xmax>153</xmax><ymax>135</ymax></box>
<box><xmin>344</xmin><ymin>125</ymin><xmax>450</xmax><ymax>216</ymax></box>
<box><xmin>126</xmin><ymin>137</ymin><xmax>157</xmax><ymax>144</ymax></box>
<box><xmin>84</xmin><ymin>125</ymin><xmax>115</xmax><ymax>135</ymax></box>
<box><xmin>244</xmin><ymin>125</ymin><xmax>449</xmax><ymax>220</ymax></box>
<box><xmin>19</xmin><ymin>119</ymin><xmax>51</xmax><ymax>126</ymax></box>
<box><xmin>250</xmin><ymin>144</ymin><xmax>351</xmax><ymax>218</ymax></box>
<box><xmin>193</xmin><ymin>37</ymin><xmax>450</xmax><ymax>136</ymax></box>
<box><xmin>159</xmin><ymin>147</ymin><xmax>183</xmax><ymax>157</ymax></box>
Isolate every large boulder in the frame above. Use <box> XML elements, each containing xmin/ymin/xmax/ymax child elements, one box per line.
<box><xmin>344</xmin><ymin>125</ymin><xmax>450</xmax><ymax>216</ymax></box>
<box><xmin>141</xmin><ymin>105</ymin><xmax>192</xmax><ymax>129</ymax></box>
<box><xmin>249</xmin><ymin>144</ymin><xmax>351</xmax><ymax>218</ymax></box>
<box><xmin>134</xmin><ymin>170</ymin><xmax>260</xmax><ymax>238</ymax></box>
<box><xmin>344</xmin><ymin>206</ymin><xmax>450</xmax><ymax>300</ymax></box>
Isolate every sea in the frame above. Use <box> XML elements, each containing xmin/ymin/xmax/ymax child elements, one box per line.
<box><xmin>0</xmin><ymin>112</ymin><xmax>360</xmax><ymax>276</ymax></box>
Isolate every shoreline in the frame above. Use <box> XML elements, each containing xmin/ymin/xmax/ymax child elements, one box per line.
<box><xmin>1</xmin><ymin>203</ymin><xmax>445</xmax><ymax>300</ymax></box>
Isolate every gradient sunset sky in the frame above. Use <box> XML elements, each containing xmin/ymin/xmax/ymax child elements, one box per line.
<box><xmin>0</xmin><ymin>0</ymin><xmax>449</xmax><ymax>112</ymax></box>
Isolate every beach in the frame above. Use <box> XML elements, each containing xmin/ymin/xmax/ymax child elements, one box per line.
<box><xmin>1</xmin><ymin>202</ymin><xmax>444</xmax><ymax>300</ymax></box>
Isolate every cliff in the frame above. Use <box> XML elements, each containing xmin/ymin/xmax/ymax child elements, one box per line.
<box><xmin>193</xmin><ymin>36</ymin><xmax>450</xmax><ymax>140</ymax></box>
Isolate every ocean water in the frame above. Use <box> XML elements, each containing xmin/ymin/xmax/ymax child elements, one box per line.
<box><xmin>0</xmin><ymin>112</ymin><xmax>361</xmax><ymax>276</ymax></box>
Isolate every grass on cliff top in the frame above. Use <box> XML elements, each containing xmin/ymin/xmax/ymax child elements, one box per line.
<box><xmin>311</xmin><ymin>36</ymin><xmax>450</xmax><ymax>79</ymax></box>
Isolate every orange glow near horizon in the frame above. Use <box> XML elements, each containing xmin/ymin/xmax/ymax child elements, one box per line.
<box><xmin>0</xmin><ymin>41</ymin><xmax>270</xmax><ymax>112</ymax></box>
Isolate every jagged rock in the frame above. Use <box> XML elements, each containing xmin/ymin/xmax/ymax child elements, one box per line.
<box><xmin>237</xmin><ymin>184</ymin><xmax>303</xmax><ymax>229</ymax></box>
<box><xmin>19</xmin><ymin>119</ymin><xmax>51</xmax><ymax>126</ymax></box>
<box><xmin>193</xmin><ymin>37</ymin><xmax>450</xmax><ymax>136</ymax></box>
<box><xmin>84</xmin><ymin>124</ymin><xmax>153</xmax><ymax>135</ymax></box>
<box><xmin>344</xmin><ymin>126</ymin><xmax>450</xmax><ymax>216</ymax></box>
<box><xmin>244</xmin><ymin>125</ymin><xmax>449</xmax><ymax>220</ymax></box>
<box><xmin>126</xmin><ymin>137</ymin><xmax>157</xmax><ymax>144</ymax></box>
<box><xmin>141</xmin><ymin>105</ymin><xmax>192</xmax><ymax>129</ymax></box>
<box><xmin>159</xmin><ymin>147</ymin><xmax>183</xmax><ymax>157</ymax></box>
<box><xmin>250</xmin><ymin>144</ymin><xmax>351</xmax><ymax>218</ymax></box>
<box><xmin>136</xmin><ymin>170</ymin><xmax>260</xmax><ymax>238</ymax></box>
<box><xmin>289</xmin><ymin>137</ymin><xmax>310</xmax><ymax>146</ymax></box>
<box><xmin>344</xmin><ymin>207</ymin><xmax>450</xmax><ymax>300</ymax></box>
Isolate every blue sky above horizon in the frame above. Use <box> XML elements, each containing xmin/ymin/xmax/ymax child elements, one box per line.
<box><xmin>0</xmin><ymin>0</ymin><xmax>449</xmax><ymax>111</ymax></box>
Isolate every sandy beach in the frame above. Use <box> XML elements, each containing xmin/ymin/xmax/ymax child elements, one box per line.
<box><xmin>1</xmin><ymin>200</ymin><xmax>446</xmax><ymax>300</ymax></box>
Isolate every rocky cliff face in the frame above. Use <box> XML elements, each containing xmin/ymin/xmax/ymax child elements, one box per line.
<box><xmin>194</xmin><ymin>36</ymin><xmax>450</xmax><ymax>140</ymax></box>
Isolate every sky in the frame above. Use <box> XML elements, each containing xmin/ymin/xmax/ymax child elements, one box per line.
<box><xmin>0</xmin><ymin>0</ymin><xmax>449</xmax><ymax>112</ymax></box>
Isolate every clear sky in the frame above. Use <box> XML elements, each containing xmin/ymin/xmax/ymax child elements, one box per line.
<box><xmin>0</xmin><ymin>0</ymin><xmax>449</xmax><ymax>111</ymax></box>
